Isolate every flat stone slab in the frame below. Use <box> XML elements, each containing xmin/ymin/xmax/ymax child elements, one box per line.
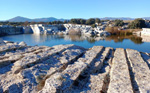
<box><xmin>39</xmin><ymin>46</ymin><xmax>104</xmax><ymax>93</ymax></box>
<box><xmin>0</xmin><ymin>43</ymin><xmax>26</xmax><ymax>53</ymax></box>
<box><xmin>126</xmin><ymin>49</ymin><xmax>150</xmax><ymax>93</ymax></box>
<box><xmin>0</xmin><ymin>41</ymin><xmax>150</xmax><ymax>93</ymax></box>
<box><xmin>108</xmin><ymin>48</ymin><xmax>133</xmax><ymax>93</ymax></box>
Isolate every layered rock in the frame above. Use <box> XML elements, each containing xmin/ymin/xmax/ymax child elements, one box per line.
<box><xmin>29</xmin><ymin>24</ymin><xmax>110</xmax><ymax>37</ymax></box>
<box><xmin>0</xmin><ymin>41</ymin><xmax>150</xmax><ymax>93</ymax></box>
<box><xmin>0</xmin><ymin>26</ymin><xmax>23</xmax><ymax>36</ymax></box>
<box><xmin>64</xmin><ymin>24</ymin><xmax>110</xmax><ymax>37</ymax></box>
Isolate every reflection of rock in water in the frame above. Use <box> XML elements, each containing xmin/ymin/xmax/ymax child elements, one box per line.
<box><xmin>62</xmin><ymin>35</ymin><xmax>106</xmax><ymax>43</ymax></box>
<box><xmin>32</xmin><ymin>34</ymin><xmax>52</xmax><ymax>43</ymax></box>
<box><xmin>31</xmin><ymin>34</ymin><xmax>61</xmax><ymax>43</ymax></box>
<box><xmin>63</xmin><ymin>35</ymin><xmax>84</xmax><ymax>41</ymax></box>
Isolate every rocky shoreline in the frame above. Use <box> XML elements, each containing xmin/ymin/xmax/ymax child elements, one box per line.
<box><xmin>0</xmin><ymin>41</ymin><xmax>150</xmax><ymax>93</ymax></box>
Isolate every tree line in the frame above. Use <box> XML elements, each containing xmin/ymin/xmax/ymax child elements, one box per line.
<box><xmin>0</xmin><ymin>18</ymin><xmax>148</xmax><ymax>29</ymax></box>
<box><xmin>0</xmin><ymin>18</ymin><xmax>101</xmax><ymax>26</ymax></box>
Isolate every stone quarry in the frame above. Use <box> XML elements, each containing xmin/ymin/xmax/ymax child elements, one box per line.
<box><xmin>0</xmin><ymin>24</ymin><xmax>110</xmax><ymax>37</ymax></box>
<box><xmin>0</xmin><ymin>41</ymin><xmax>150</xmax><ymax>93</ymax></box>
<box><xmin>28</xmin><ymin>24</ymin><xmax>110</xmax><ymax>37</ymax></box>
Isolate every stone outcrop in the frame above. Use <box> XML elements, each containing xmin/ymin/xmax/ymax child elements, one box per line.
<box><xmin>0</xmin><ymin>41</ymin><xmax>150</xmax><ymax>93</ymax></box>
<box><xmin>29</xmin><ymin>24</ymin><xmax>110</xmax><ymax>37</ymax></box>
<box><xmin>64</xmin><ymin>24</ymin><xmax>110</xmax><ymax>37</ymax></box>
<box><xmin>30</xmin><ymin>24</ymin><xmax>59</xmax><ymax>35</ymax></box>
<box><xmin>0</xmin><ymin>26</ymin><xmax>23</xmax><ymax>36</ymax></box>
<box><xmin>23</xmin><ymin>26</ymin><xmax>33</xmax><ymax>34</ymax></box>
<box><xmin>0</xmin><ymin>24</ymin><xmax>110</xmax><ymax>37</ymax></box>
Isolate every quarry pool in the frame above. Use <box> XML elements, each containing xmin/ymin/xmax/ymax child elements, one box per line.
<box><xmin>0</xmin><ymin>34</ymin><xmax>150</xmax><ymax>53</ymax></box>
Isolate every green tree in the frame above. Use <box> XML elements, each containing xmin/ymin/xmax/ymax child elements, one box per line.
<box><xmin>95</xmin><ymin>18</ymin><xmax>101</xmax><ymax>24</ymax></box>
<box><xmin>86</xmin><ymin>18</ymin><xmax>95</xmax><ymax>25</ymax></box>
<box><xmin>91</xmin><ymin>24</ymin><xmax>96</xmax><ymax>28</ymax></box>
<box><xmin>80</xmin><ymin>19</ymin><xmax>86</xmax><ymax>24</ymax></box>
<box><xmin>64</xmin><ymin>20</ymin><xmax>69</xmax><ymax>24</ymax></box>
<box><xmin>128</xmin><ymin>18</ymin><xmax>146</xmax><ymax>29</ymax></box>
<box><xmin>114</xmin><ymin>19</ymin><xmax>124</xmax><ymax>26</ymax></box>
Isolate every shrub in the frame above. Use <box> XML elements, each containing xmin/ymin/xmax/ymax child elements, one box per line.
<box><xmin>105</xmin><ymin>26</ymin><xmax>132</xmax><ymax>35</ymax></box>
<box><xmin>86</xmin><ymin>18</ymin><xmax>95</xmax><ymax>25</ymax></box>
<box><xmin>114</xmin><ymin>19</ymin><xmax>124</xmax><ymax>26</ymax></box>
<box><xmin>128</xmin><ymin>18</ymin><xmax>146</xmax><ymax>29</ymax></box>
<box><xmin>91</xmin><ymin>24</ymin><xmax>96</xmax><ymax>28</ymax></box>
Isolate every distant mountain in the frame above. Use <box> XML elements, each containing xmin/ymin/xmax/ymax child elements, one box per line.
<box><xmin>7</xmin><ymin>16</ymin><xmax>66</xmax><ymax>22</ymax></box>
<box><xmin>8</xmin><ymin>16</ymin><xmax>32</xmax><ymax>22</ymax></box>
<box><xmin>4</xmin><ymin>16</ymin><xmax>150</xmax><ymax>22</ymax></box>
<box><xmin>143</xmin><ymin>17</ymin><xmax>150</xmax><ymax>20</ymax></box>
<box><xmin>100</xmin><ymin>17</ymin><xmax>135</xmax><ymax>20</ymax></box>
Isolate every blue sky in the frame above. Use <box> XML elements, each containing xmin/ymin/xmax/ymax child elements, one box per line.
<box><xmin>0</xmin><ymin>0</ymin><xmax>149</xmax><ymax>20</ymax></box>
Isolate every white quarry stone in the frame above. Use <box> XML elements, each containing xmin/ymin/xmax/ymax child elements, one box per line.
<box><xmin>19</xmin><ymin>41</ymin><xmax>27</xmax><ymax>46</ymax></box>
<box><xmin>108</xmin><ymin>48</ymin><xmax>133</xmax><ymax>93</ymax></box>
<box><xmin>126</xmin><ymin>49</ymin><xmax>150</xmax><ymax>93</ymax></box>
<box><xmin>0</xmin><ymin>43</ymin><xmax>26</xmax><ymax>53</ymax></box>
<box><xmin>141</xmin><ymin>28</ymin><xmax>150</xmax><ymax>36</ymax></box>
<box><xmin>1</xmin><ymin>42</ymin><xmax>150</xmax><ymax>93</ymax></box>
<box><xmin>40</xmin><ymin>46</ymin><xmax>104</xmax><ymax>92</ymax></box>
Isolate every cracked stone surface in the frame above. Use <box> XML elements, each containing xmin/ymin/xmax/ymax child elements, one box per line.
<box><xmin>0</xmin><ymin>41</ymin><xmax>150</xmax><ymax>93</ymax></box>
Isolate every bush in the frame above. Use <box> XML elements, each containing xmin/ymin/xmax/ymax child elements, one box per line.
<box><xmin>128</xmin><ymin>18</ymin><xmax>146</xmax><ymax>29</ymax></box>
<box><xmin>91</xmin><ymin>24</ymin><xmax>96</xmax><ymax>28</ymax></box>
<box><xmin>95</xmin><ymin>18</ymin><xmax>101</xmax><ymax>24</ymax></box>
<box><xmin>114</xmin><ymin>19</ymin><xmax>124</xmax><ymax>26</ymax></box>
<box><xmin>70</xmin><ymin>19</ymin><xmax>86</xmax><ymax>24</ymax></box>
<box><xmin>105</xmin><ymin>26</ymin><xmax>132</xmax><ymax>35</ymax></box>
<box><xmin>86</xmin><ymin>18</ymin><xmax>95</xmax><ymax>25</ymax></box>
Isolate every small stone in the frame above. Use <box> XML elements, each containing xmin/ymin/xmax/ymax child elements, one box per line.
<box><xmin>19</xmin><ymin>41</ymin><xmax>27</xmax><ymax>46</ymax></box>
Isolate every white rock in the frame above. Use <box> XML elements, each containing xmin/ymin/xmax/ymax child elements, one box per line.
<box><xmin>19</xmin><ymin>41</ymin><xmax>27</xmax><ymax>46</ymax></box>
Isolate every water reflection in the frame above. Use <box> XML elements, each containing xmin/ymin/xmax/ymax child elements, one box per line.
<box><xmin>105</xmin><ymin>35</ymin><xmax>143</xmax><ymax>44</ymax></box>
<box><xmin>1</xmin><ymin>34</ymin><xmax>150</xmax><ymax>52</ymax></box>
<box><xmin>60</xmin><ymin>35</ymin><xmax>106</xmax><ymax>43</ymax></box>
<box><xmin>59</xmin><ymin>34</ymin><xmax>144</xmax><ymax>44</ymax></box>
<box><xmin>29</xmin><ymin>34</ymin><xmax>145</xmax><ymax>44</ymax></box>
<box><xmin>30</xmin><ymin>34</ymin><xmax>66</xmax><ymax>44</ymax></box>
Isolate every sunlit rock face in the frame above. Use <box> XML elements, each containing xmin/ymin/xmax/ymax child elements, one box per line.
<box><xmin>30</xmin><ymin>24</ymin><xmax>59</xmax><ymax>34</ymax></box>
<box><xmin>141</xmin><ymin>36</ymin><xmax>150</xmax><ymax>42</ymax></box>
<box><xmin>30</xmin><ymin>24</ymin><xmax>110</xmax><ymax>37</ymax></box>
<box><xmin>63</xmin><ymin>24</ymin><xmax>110</xmax><ymax>36</ymax></box>
<box><xmin>23</xmin><ymin>26</ymin><xmax>33</xmax><ymax>34</ymax></box>
<box><xmin>141</xmin><ymin>28</ymin><xmax>150</xmax><ymax>36</ymax></box>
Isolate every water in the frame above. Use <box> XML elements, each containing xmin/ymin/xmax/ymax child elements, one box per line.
<box><xmin>0</xmin><ymin>34</ymin><xmax>150</xmax><ymax>53</ymax></box>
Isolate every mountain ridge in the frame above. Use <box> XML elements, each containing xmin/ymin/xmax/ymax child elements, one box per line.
<box><xmin>7</xmin><ymin>16</ymin><xmax>67</xmax><ymax>22</ymax></box>
<box><xmin>2</xmin><ymin>16</ymin><xmax>150</xmax><ymax>22</ymax></box>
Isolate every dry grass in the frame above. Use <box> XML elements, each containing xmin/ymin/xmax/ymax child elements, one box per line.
<box><xmin>105</xmin><ymin>27</ymin><xmax>142</xmax><ymax>35</ymax></box>
<box><xmin>123</xmin><ymin>20</ymin><xmax>133</xmax><ymax>23</ymax></box>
